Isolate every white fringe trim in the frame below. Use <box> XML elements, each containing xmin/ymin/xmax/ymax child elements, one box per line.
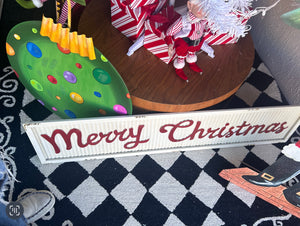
<box><xmin>282</xmin><ymin>143</ymin><xmax>300</xmax><ymax>162</ymax></box>
<box><xmin>197</xmin><ymin>0</ymin><xmax>280</xmax><ymax>38</ymax></box>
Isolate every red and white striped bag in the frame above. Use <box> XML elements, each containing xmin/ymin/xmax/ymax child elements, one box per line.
<box><xmin>111</xmin><ymin>0</ymin><xmax>167</xmax><ymax>41</ymax></box>
<box><xmin>123</xmin><ymin>0</ymin><xmax>158</xmax><ymax>9</ymax></box>
<box><xmin>204</xmin><ymin>11</ymin><xmax>251</xmax><ymax>45</ymax></box>
<box><xmin>143</xmin><ymin>6</ymin><xmax>180</xmax><ymax>64</ymax></box>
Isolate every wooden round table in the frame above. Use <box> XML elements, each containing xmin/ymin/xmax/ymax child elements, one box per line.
<box><xmin>78</xmin><ymin>0</ymin><xmax>255</xmax><ymax>113</ymax></box>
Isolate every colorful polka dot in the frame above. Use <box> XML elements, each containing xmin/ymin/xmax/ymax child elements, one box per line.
<box><xmin>98</xmin><ymin>109</ymin><xmax>107</xmax><ymax>115</ymax></box>
<box><xmin>76</xmin><ymin>63</ymin><xmax>82</xmax><ymax>69</ymax></box>
<box><xmin>47</xmin><ymin>75</ymin><xmax>57</xmax><ymax>84</ymax></box>
<box><xmin>63</xmin><ymin>71</ymin><xmax>77</xmax><ymax>83</ymax></box>
<box><xmin>6</xmin><ymin>20</ymin><xmax>133</xmax><ymax>119</ymax></box>
<box><xmin>57</xmin><ymin>43</ymin><xmax>71</xmax><ymax>54</ymax></box>
<box><xmin>101</xmin><ymin>55</ymin><xmax>108</xmax><ymax>62</ymax></box>
<box><xmin>14</xmin><ymin>34</ymin><xmax>21</xmax><ymax>40</ymax></box>
<box><xmin>30</xmin><ymin>80</ymin><xmax>43</xmax><ymax>91</ymax></box>
<box><xmin>93</xmin><ymin>68</ymin><xmax>111</xmax><ymax>84</ymax></box>
<box><xmin>26</xmin><ymin>42</ymin><xmax>42</xmax><ymax>58</ymax></box>
<box><xmin>94</xmin><ymin>91</ymin><xmax>102</xmax><ymax>97</ymax></box>
<box><xmin>70</xmin><ymin>92</ymin><xmax>84</xmax><ymax>104</ymax></box>
<box><xmin>6</xmin><ymin>43</ymin><xmax>15</xmax><ymax>56</ymax></box>
<box><xmin>37</xmin><ymin>100</ymin><xmax>44</xmax><ymax>106</ymax></box>
<box><xmin>64</xmin><ymin>109</ymin><xmax>76</xmax><ymax>118</ymax></box>
<box><xmin>113</xmin><ymin>105</ymin><xmax>127</xmax><ymax>115</ymax></box>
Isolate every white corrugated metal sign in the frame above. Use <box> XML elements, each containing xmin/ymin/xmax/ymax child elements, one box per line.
<box><xmin>23</xmin><ymin>106</ymin><xmax>300</xmax><ymax>163</ymax></box>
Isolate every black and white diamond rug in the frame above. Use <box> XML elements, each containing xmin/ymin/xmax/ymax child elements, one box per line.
<box><xmin>1</xmin><ymin>2</ymin><xmax>300</xmax><ymax>226</ymax></box>
<box><xmin>2</xmin><ymin>49</ymin><xmax>300</xmax><ymax>226</ymax></box>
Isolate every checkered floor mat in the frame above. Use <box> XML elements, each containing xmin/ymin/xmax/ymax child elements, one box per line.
<box><xmin>1</xmin><ymin>50</ymin><xmax>300</xmax><ymax>225</ymax></box>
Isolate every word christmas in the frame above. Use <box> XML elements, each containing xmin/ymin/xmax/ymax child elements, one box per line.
<box><xmin>41</xmin><ymin>120</ymin><xmax>288</xmax><ymax>154</ymax></box>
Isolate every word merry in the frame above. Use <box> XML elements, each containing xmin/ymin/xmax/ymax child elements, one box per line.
<box><xmin>41</xmin><ymin>126</ymin><xmax>149</xmax><ymax>154</ymax></box>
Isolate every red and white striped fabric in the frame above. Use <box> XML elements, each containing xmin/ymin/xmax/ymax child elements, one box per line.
<box><xmin>143</xmin><ymin>6</ymin><xmax>180</xmax><ymax>64</ymax></box>
<box><xmin>124</xmin><ymin>0</ymin><xmax>158</xmax><ymax>9</ymax></box>
<box><xmin>204</xmin><ymin>12</ymin><xmax>250</xmax><ymax>45</ymax></box>
<box><xmin>111</xmin><ymin>0</ymin><xmax>146</xmax><ymax>41</ymax></box>
<box><xmin>58</xmin><ymin>0</ymin><xmax>77</xmax><ymax>26</ymax></box>
<box><xmin>144</xmin><ymin>22</ymin><xmax>174</xmax><ymax>64</ymax></box>
<box><xmin>203</xmin><ymin>32</ymin><xmax>239</xmax><ymax>45</ymax></box>
<box><xmin>111</xmin><ymin>0</ymin><xmax>167</xmax><ymax>41</ymax></box>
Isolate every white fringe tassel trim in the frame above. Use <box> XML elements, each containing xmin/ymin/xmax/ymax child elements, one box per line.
<box><xmin>282</xmin><ymin>143</ymin><xmax>300</xmax><ymax>162</ymax></box>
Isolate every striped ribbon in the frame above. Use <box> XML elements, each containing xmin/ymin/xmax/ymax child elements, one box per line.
<box><xmin>56</xmin><ymin>0</ymin><xmax>76</xmax><ymax>28</ymax></box>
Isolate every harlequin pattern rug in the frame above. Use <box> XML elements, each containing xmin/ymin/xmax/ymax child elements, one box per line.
<box><xmin>1</xmin><ymin>2</ymin><xmax>300</xmax><ymax>226</ymax></box>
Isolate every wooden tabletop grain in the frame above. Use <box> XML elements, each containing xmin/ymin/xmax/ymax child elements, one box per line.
<box><xmin>78</xmin><ymin>0</ymin><xmax>255</xmax><ymax>112</ymax></box>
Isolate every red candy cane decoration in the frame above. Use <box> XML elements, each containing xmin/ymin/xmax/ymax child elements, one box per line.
<box><xmin>57</xmin><ymin>0</ymin><xmax>77</xmax><ymax>27</ymax></box>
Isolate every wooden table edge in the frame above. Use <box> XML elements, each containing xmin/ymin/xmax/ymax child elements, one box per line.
<box><xmin>132</xmin><ymin>81</ymin><xmax>243</xmax><ymax>112</ymax></box>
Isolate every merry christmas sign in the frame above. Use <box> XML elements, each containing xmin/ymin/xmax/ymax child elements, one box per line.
<box><xmin>24</xmin><ymin>106</ymin><xmax>300</xmax><ymax>164</ymax></box>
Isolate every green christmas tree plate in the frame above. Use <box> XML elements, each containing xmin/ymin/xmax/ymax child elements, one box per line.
<box><xmin>6</xmin><ymin>20</ymin><xmax>132</xmax><ymax>119</ymax></box>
